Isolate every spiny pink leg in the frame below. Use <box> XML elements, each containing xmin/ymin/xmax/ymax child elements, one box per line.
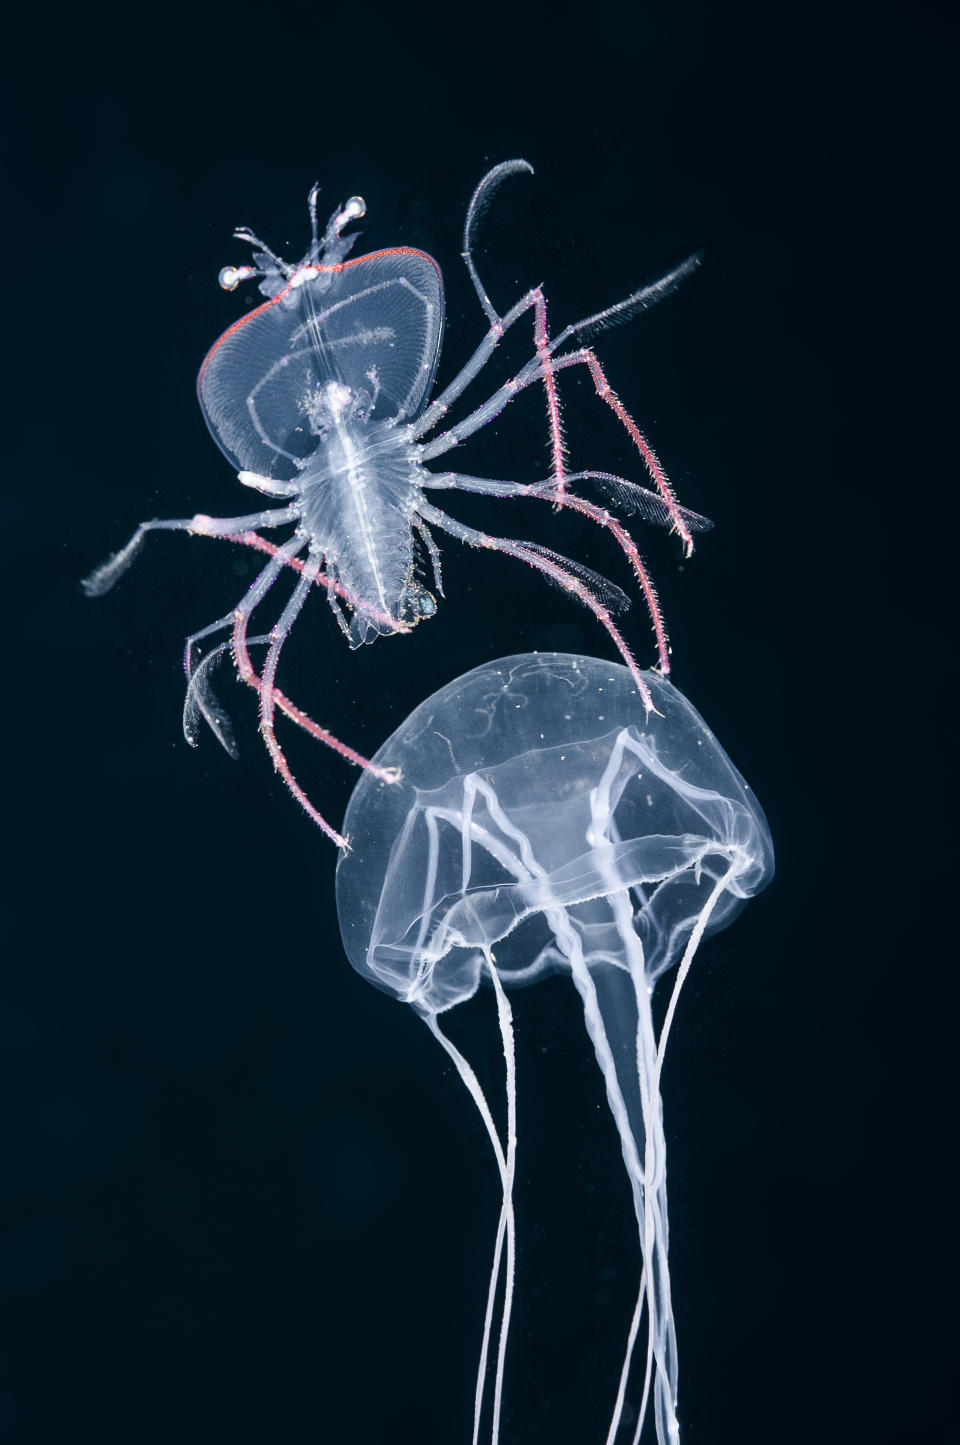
<box><xmin>183</xmin><ymin>530</ymin><xmax>401</xmax><ymax>807</ymax></box>
<box><xmin>255</xmin><ymin>563</ymin><xmax>352</xmax><ymax>846</ymax></box>
<box><xmin>417</xmin><ymin>500</ymin><xmax>655</xmax><ymax>712</ymax></box>
<box><xmin>191</xmin><ymin>627</ymin><xmax>399</xmax><ymax>786</ymax></box>
<box><xmin>416</xmin><ymin>283</ymin><xmax>568</xmax><ymax>490</ymax></box>
<box><xmin>531</xmin><ymin>288</ymin><xmax>567</xmax><ymax>492</ymax></box>
<box><xmin>566</xmin><ymin>492</ymin><xmax>673</xmax><ymax>667</ymax></box>
<box><xmin>238</xmin><ymin>643</ymin><xmax>399</xmax><ymax>781</ymax></box>
<box><xmin>208</xmin><ymin>530</ymin><xmax>409</xmax><ymax>636</ymax></box>
<box><xmin>420</xmin><ymin>337</ymin><xmax>695</xmax><ymax>555</ymax></box>
<box><xmin>546</xmin><ymin>348</ymin><xmax>694</xmax><ymax>556</ymax></box>
<box><xmin>423</xmin><ymin>472</ymin><xmax>671</xmax><ymax>673</ymax></box>
<box><xmin>183</xmin><ymin>534</ymin><xmax>304</xmax><ymax>682</ymax></box>
<box><xmin>529</xmin><ymin>486</ymin><xmax>668</xmax><ymax>673</ymax></box>
<box><xmin>231</xmin><ymin>603</ymin><xmax>398</xmax><ymax>851</ymax></box>
<box><xmin>522</xmin><ymin>486</ymin><xmax>669</xmax><ymax>672</ymax></box>
<box><xmin>231</xmin><ymin>608</ymin><xmax>346</xmax><ymax>848</ymax></box>
<box><xmin>268</xmin><ymin>685</ymin><xmax>400</xmax><ymax>783</ymax></box>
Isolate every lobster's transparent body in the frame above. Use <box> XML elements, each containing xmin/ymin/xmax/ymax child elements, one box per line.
<box><xmin>199</xmin><ymin>242</ymin><xmax>445</xmax><ymax>644</ymax></box>
<box><xmin>84</xmin><ymin>162</ymin><xmax>708</xmax><ymax>845</ymax></box>
<box><xmin>337</xmin><ymin>653</ymin><xmax>774</xmax><ymax>1444</ymax></box>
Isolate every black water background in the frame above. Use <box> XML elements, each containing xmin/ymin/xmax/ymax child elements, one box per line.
<box><xmin>5</xmin><ymin>3</ymin><xmax>954</xmax><ymax>1441</ymax></box>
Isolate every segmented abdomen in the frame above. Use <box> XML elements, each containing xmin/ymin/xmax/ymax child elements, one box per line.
<box><xmin>301</xmin><ymin>424</ymin><xmax>419</xmax><ymax>644</ymax></box>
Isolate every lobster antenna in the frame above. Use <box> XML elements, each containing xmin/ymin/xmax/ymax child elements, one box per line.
<box><xmin>463</xmin><ymin>159</ymin><xmax>534</xmax><ymax>327</ymax></box>
<box><xmin>307</xmin><ymin>183</ymin><xmax>321</xmax><ymax>258</ymax></box>
<box><xmin>232</xmin><ymin>226</ymin><xmax>292</xmax><ymax>277</ymax></box>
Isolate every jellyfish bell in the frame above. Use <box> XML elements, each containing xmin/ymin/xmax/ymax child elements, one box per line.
<box><xmin>336</xmin><ymin>652</ymin><xmax>773</xmax><ymax>1444</ymax></box>
<box><xmin>338</xmin><ymin>652</ymin><xmax>771</xmax><ymax>1016</ymax></box>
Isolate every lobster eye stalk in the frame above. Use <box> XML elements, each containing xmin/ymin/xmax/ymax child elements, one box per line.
<box><xmin>329</xmin><ymin>195</ymin><xmax>366</xmax><ymax>242</ymax></box>
<box><xmin>218</xmin><ymin>264</ymin><xmax>260</xmax><ymax>292</ymax></box>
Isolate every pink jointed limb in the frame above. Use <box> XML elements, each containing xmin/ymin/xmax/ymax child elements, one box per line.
<box><xmin>419</xmin><ymin>339</ymin><xmax>696</xmax><ymax>559</ymax></box>
<box><xmin>549</xmin><ymin>348</ymin><xmax>694</xmax><ymax>556</ymax></box>
<box><xmin>230</xmin><ymin>610</ymin><xmax>348</xmax><ymax>848</ymax></box>
<box><xmin>214</xmin><ymin>532</ymin><xmax>411</xmax><ymax>636</ymax></box>
<box><xmin>229</xmin><ymin>610</ymin><xmax>398</xmax><ymax>850</ymax></box>
<box><xmin>416</xmin><ymin>500</ymin><xmax>655</xmax><ymax>713</ymax></box>
<box><xmin>423</xmin><ymin>471</ymin><xmax>673</xmax><ymax>674</ymax></box>
<box><xmin>531</xmin><ymin>289</ymin><xmax>569</xmax><ymax>492</ymax></box>
<box><xmin>529</xmin><ymin>487</ymin><xmax>671</xmax><ymax>674</ymax></box>
<box><xmin>85</xmin><ymin>160</ymin><xmax>702</xmax><ymax>847</ymax></box>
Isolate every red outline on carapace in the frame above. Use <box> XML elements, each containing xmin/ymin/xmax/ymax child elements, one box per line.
<box><xmin>196</xmin><ymin>247</ymin><xmax>444</xmax><ymax>408</ymax></box>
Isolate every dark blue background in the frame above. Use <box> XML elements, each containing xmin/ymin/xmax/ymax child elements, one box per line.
<box><xmin>7</xmin><ymin>2</ymin><xmax>953</xmax><ymax>1441</ymax></box>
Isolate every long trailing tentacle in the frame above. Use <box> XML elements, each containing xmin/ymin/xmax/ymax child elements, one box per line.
<box><xmin>423</xmin><ymin>973</ymin><xmax>517</xmax><ymax>1445</ymax></box>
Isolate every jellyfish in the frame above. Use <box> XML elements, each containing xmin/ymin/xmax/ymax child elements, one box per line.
<box><xmin>336</xmin><ymin>652</ymin><xmax>774</xmax><ymax>1444</ymax></box>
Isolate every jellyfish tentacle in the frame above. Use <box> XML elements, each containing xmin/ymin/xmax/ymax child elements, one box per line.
<box><xmin>423</xmin><ymin>1005</ymin><xmax>516</xmax><ymax>1445</ymax></box>
<box><xmin>604</xmin><ymin>1265</ymin><xmax>648</xmax><ymax>1445</ymax></box>
<box><xmin>336</xmin><ymin>653</ymin><xmax>775</xmax><ymax>1445</ymax></box>
<box><xmin>485</xmin><ymin>958</ymin><xmax>517</xmax><ymax>1445</ymax></box>
<box><xmin>592</xmin><ymin>728</ymin><xmax>681</xmax><ymax>1443</ymax></box>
